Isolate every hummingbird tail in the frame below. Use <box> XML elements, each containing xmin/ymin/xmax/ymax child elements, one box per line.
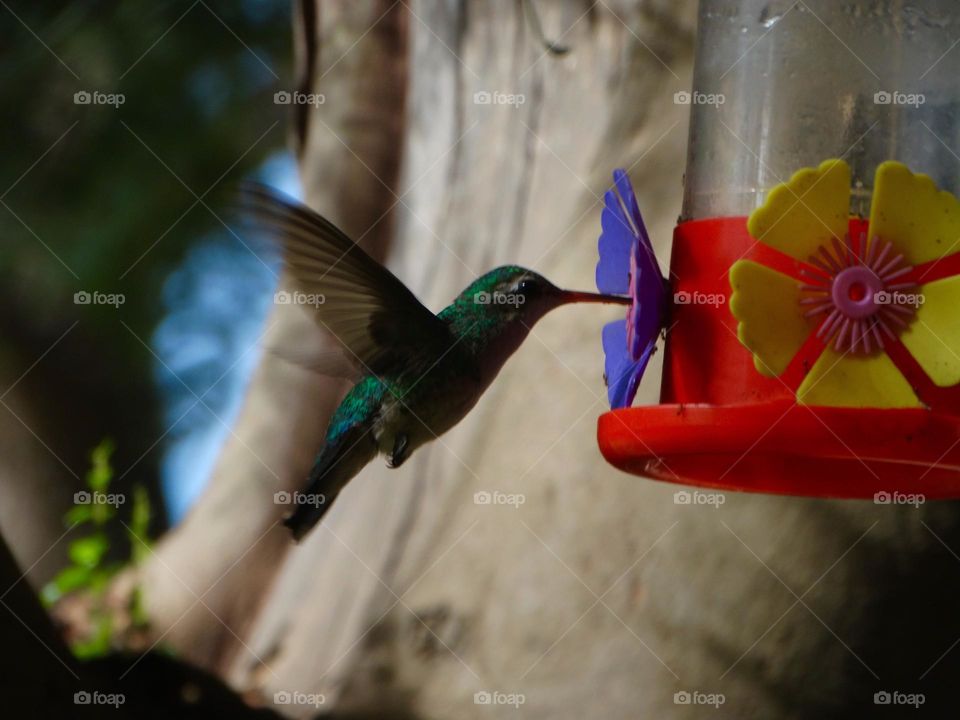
<box><xmin>283</xmin><ymin>511</ymin><xmax>316</xmax><ymax>543</ymax></box>
<box><xmin>284</xmin><ymin>429</ymin><xmax>376</xmax><ymax>542</ymax></box>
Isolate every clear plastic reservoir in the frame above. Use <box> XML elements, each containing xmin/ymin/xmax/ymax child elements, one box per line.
<box><xmin>682</xmin><ymin>0</ymin><xmax>960</xmax><ymax>221</ymax></box>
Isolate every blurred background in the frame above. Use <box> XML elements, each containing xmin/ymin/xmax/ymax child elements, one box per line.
<box><xmin>5</xmin><ymin>2</ymin><xmax>960</xmax><ymax>719</ymax></box>
<box><xmin>1</xmin><ymin>0</ymin><xmax>294</xmax><ymax>568</ymax></box>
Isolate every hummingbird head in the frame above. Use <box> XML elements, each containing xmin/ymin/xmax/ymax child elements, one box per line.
<box><xmin>447</xmin><ymin>266</ymin><xmax>630</xmax><ymax>373</ymax></box>
<box><xmin>460</xmin><ymin>265</ymin><xmax>630</xmax><ymax>323</ymax></box>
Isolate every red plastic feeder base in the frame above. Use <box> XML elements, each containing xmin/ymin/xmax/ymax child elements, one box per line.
<box><xmin>598</xmin><ymin>403</ymin><xmax>960</xmax><ymax>499</ymax></box>
<box><xmin>599</xmin><ymin>216</ymin><xmax>960</xmax><ymax>498</ymax></box>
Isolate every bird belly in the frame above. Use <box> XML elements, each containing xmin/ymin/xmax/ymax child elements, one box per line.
<box><xmin>373</xmin><ymin>375</ymin><xmax>483</xmax><ymax>458</ymax></box>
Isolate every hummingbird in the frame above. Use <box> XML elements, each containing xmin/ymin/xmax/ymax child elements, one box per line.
<box><xmin>241</xmin><ymin>185</ymin><xmax>630</xmax><ymax>540</ymax></box>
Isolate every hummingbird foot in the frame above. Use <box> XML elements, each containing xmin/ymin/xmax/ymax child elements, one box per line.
<box><xmin>386</xmin><ymin>433</ymin><xmax>409</xmax><ymax>469</ymax></box>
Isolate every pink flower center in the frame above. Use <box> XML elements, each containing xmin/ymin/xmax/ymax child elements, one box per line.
<box><xmin>799</xmin><ymin>233</ymin><xmax>919</xmax><ymax>354</ymax></box>
<box><xmin>830</xmin><ymin>265</ymin><xmax>883</xmax><ymax>320</ymax></box>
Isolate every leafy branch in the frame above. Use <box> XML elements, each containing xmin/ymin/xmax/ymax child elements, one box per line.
<box><xmin>41</xmin><ymin>438</ymin><xmax>153</xmax><ymax>658</ymax></box>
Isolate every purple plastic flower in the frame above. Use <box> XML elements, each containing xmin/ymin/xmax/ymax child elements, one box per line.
<box><xmin>596</xmin><ymin>169</ymin><xmax>668</xmax><ymax>408</ymax></box>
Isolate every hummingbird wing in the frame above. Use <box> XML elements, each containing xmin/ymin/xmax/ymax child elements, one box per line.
<box><xmin>239</xmin><ymin>184</ymin><xmax>453</xmax><ymax>376</ymax></box>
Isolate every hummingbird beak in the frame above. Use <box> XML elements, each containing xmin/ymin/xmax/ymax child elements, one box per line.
<box><xmin>557</xmin><ymin>289</ymin><xmax>632</xmax><ymax>306</ymax></box>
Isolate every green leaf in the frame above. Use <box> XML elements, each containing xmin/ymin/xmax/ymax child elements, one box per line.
<box><xmin>40</xmin><ymin>565</ymin><xmax>93</xmax><ymax>606</ymax></box>
<box><xmin>129</xmin><ymin>585</ymin><xmax>149</xmax><ymax>627</ymax></box>
<box><xmin>55</xmin><ymin>565</ymin><xmax>94</xmax><ymax>593</ymax></box>
<box><xmin>87</xmin><ymin>563</ymin><xmax>122</xmax><ymax>593</ymax></box>
<box><xmin>130</xmin><ymin>485</ymin><xmax>151</xmax><ymax>535</ymax></box>
<box><xmin>128</xmin><ymin>485</ymin><xmax>152</xmax><ymax>564</ymax></box>
<box><xmin>64</xmin><ymin>504</ymin><xmax>93</xmax><ymax>526</ymax></box>
<box><xmin>68</xmin><ymin>533</ymin><xmax>109</xmax><ymax>568</ymax></box>
<box><xmin>46</xmin><ymin>440</ymin><xmax>157</xmax><ymax>660</ymax></box>
<box><xmin>86</xmin><ymin>438</ymin><xmax>115</xmax><ymax>493</ymax></box>
<box><xmin>89</xmin><ymin>500</ymin><xmax>116</xmax><ymax>527</ymax></box>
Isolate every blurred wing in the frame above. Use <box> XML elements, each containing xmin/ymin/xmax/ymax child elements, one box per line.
<box><xmin>265</xmin><ymin>344</ymin><xmax>364</xmax><ymax>382</ymax></box>
<box><xmin>240</xmin><ymin>184</ymin><xmax>452</xmax><ymax>375</ymax></box>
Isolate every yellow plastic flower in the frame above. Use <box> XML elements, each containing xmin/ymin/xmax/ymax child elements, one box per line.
<box><xmin>730</xmin><ymin>159</ymin><xmax>960</xmax><ymax>408</ymax></box>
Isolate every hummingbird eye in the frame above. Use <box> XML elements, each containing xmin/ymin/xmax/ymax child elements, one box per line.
<box><xmin>516</xmin><ymin>279</ymin><xmax>537</xmax><ymax>295</ymax></box>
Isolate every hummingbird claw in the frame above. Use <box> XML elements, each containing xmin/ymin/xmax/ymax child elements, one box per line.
<box><xmin>387</xmin><ymin>433</ymin><xmax>409</xmax><ymax>469</ymax></box>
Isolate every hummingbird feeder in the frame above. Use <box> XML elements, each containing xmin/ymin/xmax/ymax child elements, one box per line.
<box><xmin>596</xmin><ymin>0</ymin><xmax>960</xmax><ymax>498</ymax></box>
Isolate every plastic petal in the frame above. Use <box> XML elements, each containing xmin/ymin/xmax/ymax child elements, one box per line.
<box><xmin>613</xmin><ymin>170</ymin><xmax>644</xmax><ymax>236</ymax></box>
<box><xmin>613</xmin><ymin>169</ymin><xmax>657</xmax><ymax>274</ymax></box>
<box><xmin>747</xmin><ymin>158</ymin><xmax>851</xmax><ymax>262</ymax></box>
<box><xmin>730</xmin><ymin>260</ymin><xmax>818</xmax><ymax>377</ymax></box>
<box><xmin>596</xmin><ymin>189</ymin><xmax>634</xmax><ymax>294</ymax></box>
<box><xmin>797</xmin><ymin>347</ymin><xmax>922</xmax><ymax>407</ymax></box>
<box><xmin>630</xmin><ymin>252</ymin><xmax>666</xmax><ymax>364</ymax></box>
<box><xmin>900</xmin><ymin>274</ymin><xmax>960</xmax><ymax>387</ymax></box>
<box><xmin>868</xmin><ymin>161</ymin><xmax>960</xmax><ymax>266</ymax></box>
<box><xmin>603</xmin><ymin>320</ymin><xmax>656</xmax><ymax>409</ymax></box>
